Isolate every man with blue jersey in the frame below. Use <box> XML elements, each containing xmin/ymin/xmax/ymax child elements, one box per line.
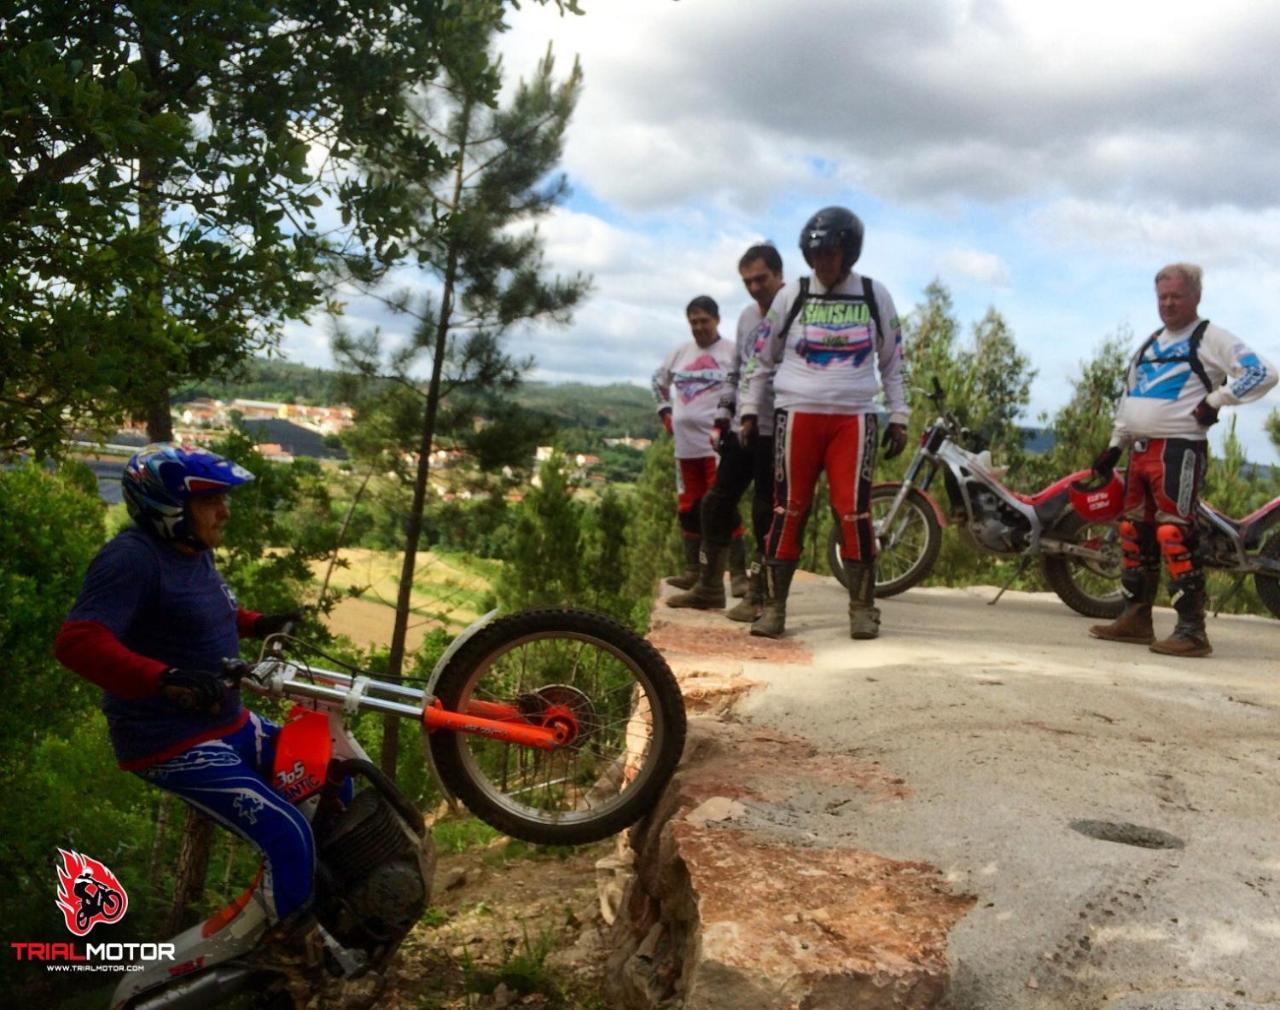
<box><xmin>1089</xmin><ymin>264</ymin><xmax>1276</xmax><ymax>656</ymax></box>
<box><xmin>55</xmin><ymin>445</ymin><xmax>323</xmax><ymax>937</ymax></box>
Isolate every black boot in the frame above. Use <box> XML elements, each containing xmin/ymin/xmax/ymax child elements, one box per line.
<box><xmin>728</xmin><ymin>538</ymin><xmax>749</xmax><ymax>598</ymax></box>
<box><xmin>665</xmin><ymin>537</ymin><xmax>701</xmax><ymax>590</ymax></box>
<box><xmin>726</xmin><ymin>558</ymin><xmax>763</xmax><ymax>622</ymax></box>
<box><xmin>750</xmin><ymin>561</ymin><xmax>797</xmax><ymax>639</ymax></box>
<box><xmin>1150</xmin><ymin>571</ymin><xmax>1212</xmax><ymax>657</ymax></box>
<box><xmin>844</xmin><ymin>560</ymin><xmax>881</xmax><ymax>640</ymax></box>
<box><xmin>667</xmin><ymin>544</ymin><xmax>728</xmax><ymax>609</ymax></box>
<box><xmin>1090</xmin><ymin>568</ymin><xmax>1158</xmax><ymax>644</ymax></box>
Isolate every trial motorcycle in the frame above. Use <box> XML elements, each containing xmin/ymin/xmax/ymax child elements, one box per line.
<box><xmin>829</xmin><ymin>378</ymin><xmax>1127</xmax><ymax>617</ymax></box>
<box><xmin>112</xmin><ymin>608</ymin><xmax>686</xmax><ymax>1010</ymax></box>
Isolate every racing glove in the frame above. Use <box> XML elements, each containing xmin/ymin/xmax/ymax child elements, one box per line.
<box><xmin>1192</xmin><ymin>398</ymin><xmax>1220</xmax><ymax>428</ymax></box>
<box><xmin>881</xmin><ymin>422</ymin><xmax>909</xmax><ymax>460</ymax></box>
<box><xmin>1092</xmin><ymin>445</ymin><xmax>1122</xmax><ymax>478</ymax></box>
<box><xmin>739</xmin><ymin>415</ymin><xmax>758</xmax><ymax>448</ymax></box>
<box><xmin>255</xmin><ymin>610</ymin><xmax>302</xmax><ymax>638</ymax></box>
<box><xmin>659</xmin><ymin>410</ymin><xmax>673</xmax><ymax>436</ymax></box>
<box><xmin>159</xmin><ymin>667</ymin><xmax>225</xmax><ymax>713</ymax></box>
<box><xmin>712</xmin><ymin>420</ymin><xmax>738</xmax><ymax>455</ymax></box>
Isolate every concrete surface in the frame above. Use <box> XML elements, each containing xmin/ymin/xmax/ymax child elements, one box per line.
<box><xmin>717</xmin><ymin>574</ymin><xmax>1280</xmax><ymax>1009</ymax></box>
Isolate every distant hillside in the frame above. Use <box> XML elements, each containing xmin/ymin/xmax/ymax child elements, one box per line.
<box><xmin>173</xmin><ymin>358</ymin><xmax>661</xmax><ymax>439</ymax></box>
<box><xmin>515</xmin><ymin>381</ymin><xmax>658</xmax><ymax>438</ymax></box>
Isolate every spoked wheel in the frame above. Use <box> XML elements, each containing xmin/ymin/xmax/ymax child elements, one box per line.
<box><xmin>829</xmin><ymin>485</ymin><xmax>942</xmax><ymax>597</ymax></box>
<box><xmin>428</xmin><ymin>608</ymin><xmax>687</xmax><ymax>846</ymax></box>
<box><xmin>1040</xmin><ymin>513</ymin><xmax>1126</xmax><ymax>619</ymax></box>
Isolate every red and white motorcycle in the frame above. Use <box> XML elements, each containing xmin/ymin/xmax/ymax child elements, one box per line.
<box><xmin>829</xmin><ymin>379</ymin><xmax>1127</xmax><ymax>617</ymax></box>
<box><xmin>112</xmin><ymin>608</ymin><xmax>686</xmax><ymax>1010</ymax></box>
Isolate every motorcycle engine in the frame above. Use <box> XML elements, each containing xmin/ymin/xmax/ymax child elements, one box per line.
<box><xmin>313</xmin><ymin>787</ymin><xmax>435</xmax><ymax>952</ymax></box>
<box><xmin>966</xmin><ymin>489</ymin><xmax>1028</xmax><ymax>553</ymax></box>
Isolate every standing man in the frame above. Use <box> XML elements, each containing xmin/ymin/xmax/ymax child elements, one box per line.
<box><xmin>667</xmin><ymin>243</ymin><xmax>786</xmax><ymax>616</ymax></box>
<box><xmin>739</xmin><ymin>206</ymin><xmax>909</xmax><ymax>640</ymax></box>
<box><xmin>653</xmin><ymin>296</ymin><xmax>744</xmax><ymax>591</ymax></box>
<box><xmin>1089</xmin><ymin>264</ymin><xmax>1275</xmax><ymax>657</ymax></box>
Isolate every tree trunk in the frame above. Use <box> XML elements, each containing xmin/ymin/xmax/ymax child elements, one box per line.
<box><xmin>380</xmin><ymin>98</ymin><xmax>472</xmax><ymax>777</ymax></box>
<box><xmin>137</xmin><ymin>36</ymin><xmax>173</xmax><ymax>446</ymax></box>
<box><xmin>166</xmin><ymin>808</ymin><xmax>215</xmax><ymax>933</ymax></box>
<box><xmin>148</xmin><ymin>791</ymin><xmax>172</xmax><ymax>882</ymax></box>
<box><xmin>318</xmin><ymin>463</ymin><xmax>378</xmax><ymax>609</ymax></box>
<box><xmin>144</xmin><ymin>392</ymin><xmax>174</xmax><ymax>443</ymax></box>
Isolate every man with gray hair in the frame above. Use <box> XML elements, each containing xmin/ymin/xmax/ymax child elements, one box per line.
<box><xmin>1089</xmin><ymin>263</ymin><xmax>1276</xmax><ymax>657</ymax></box>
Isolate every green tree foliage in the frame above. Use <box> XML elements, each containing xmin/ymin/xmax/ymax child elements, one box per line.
<box><xmin>497</xmin><ymin>455</ymin><xmax>586</xmax><ymax>609</ymax></box>
<box><xmin>1026</xmin><ymin>329</ymin><xmax>1131</xmax><ymax>486</ymax></box>
<box><xmin>619</xmin><ymin>438</ymin><xmax>683</xmax><ymax>628</ymax></box>
<box><xmin>0</xmin><ymin>0</ymin><xmax>558</xmax><ymax>456</ymax></box>
<box><xmin>334</xmin><ymin>29</ymin><xmax>589</xmax><ymax>773</ymax></box>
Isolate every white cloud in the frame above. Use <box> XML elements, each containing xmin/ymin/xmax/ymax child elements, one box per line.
<box><xmin>938</xmin><ymin>249</ymin><xmax>1012</xmax><ymax>287</ymax></box>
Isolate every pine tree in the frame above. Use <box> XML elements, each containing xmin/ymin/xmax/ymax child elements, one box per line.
<box><xmin>497</xmin><ymin>455</ymin><xmax>586</xmax><ymax>610</ymax></box>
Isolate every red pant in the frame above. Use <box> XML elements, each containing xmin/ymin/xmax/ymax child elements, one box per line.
<box><xmin>765</xmin><ymin>410</ymin><xmax>877</xmax><ymax>562</ymax></box>
<box><xmin>676</xmin><ymin>456</ymin><xmax>716</xmax><ymax>538</ymax></box>
<box><xmin>1122</xmin><ymin>438</ymin><xmax>1205</xmax><ymax>524</ymax></box>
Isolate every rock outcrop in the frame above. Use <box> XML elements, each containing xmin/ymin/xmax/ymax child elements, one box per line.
<box><xmin>602</xmin><ymin>605</ymin><xmax>975</xmax><ymax>1010</ymax></box>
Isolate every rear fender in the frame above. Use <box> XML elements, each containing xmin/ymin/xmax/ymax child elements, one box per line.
<box><xmin>1239</xmin><ymin>498</ymin><xmax>1280</xmax><ymax>551</ymax></box>
<box><xmin>875</xmin><ymin>481</ymin><xmax>948</xmax><ymax>528</ymax></box>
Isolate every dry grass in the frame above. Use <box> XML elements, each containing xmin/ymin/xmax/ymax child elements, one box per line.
<box><xmin>312</xmin><ymin>548</ymin><xmax>495</xmax><ymax>651</ymax></box>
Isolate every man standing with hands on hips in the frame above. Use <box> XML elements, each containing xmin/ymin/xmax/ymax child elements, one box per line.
<box><xmin>1089</xmin><ymin>263</ymin><xmax>1275</xmax><ymax>657</ymax></box>
<box><xmin>738</xmin><ymin>206</ymin><xmax>909</xmax><ymax>641</ymax></box>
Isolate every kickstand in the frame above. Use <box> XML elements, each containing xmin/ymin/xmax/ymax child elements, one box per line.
<box><xmin>1213</xmin><ymin>575</ymin><xmax>1244</xmax><ymax>617</ymax></box>
<box><xmin>989</xmin><ymin>556</ymin><xmax>1031</xmax><ymax>606</ymax></box>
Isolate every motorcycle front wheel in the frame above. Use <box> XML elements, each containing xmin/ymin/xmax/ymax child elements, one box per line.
<box><xmin>1040</xmin><ymin>513</ymin><xmax>1126</xmax><ymax>619</ymax></box>
<box><xmin>829</xmin><ymin>485</ymin><xmax>942</xmax><ymax>597</ymax></box>
<box><xmin>428</xmin><ymin>608</ymin><xmax>687</xmax><ymax>846</ymax></box>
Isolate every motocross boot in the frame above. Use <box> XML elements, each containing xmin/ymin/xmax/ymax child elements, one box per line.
<box><xmin>665</xmin><ymin>537</ymin><xmax>702</xmax><ymax>590</ymax></box>
<box><xmin>750</xmin><ymin>560</ymin><xmax>797</xmax><ymax>639</ymax></box>
<box><xmin>1089</xmin><ymin>568</ymin><xmax>1158</xmax><ymax>644</ymax></box>
<box><xmin>844</xmin><ymin>560</ymin><xmax>881</xmax><ymax>640</ymax></box>
<box><xmin>1150</xmin><ymin>571</ymin><xmax>1212</xmax><ymax>657</ymax></box>
<box><xmin>667</xmin><ymin>543</ymin><xmax>728</xmax><ymax>609</ymax></box>
<box><xmin>726</xmin><ymin>559</ymin><xmax>764</xmax><ymax>622</ymax></box>
<box><xmin>728</xmin><ymin>538</ymin><xmax>750</xmax><ymax>598</ymax></box>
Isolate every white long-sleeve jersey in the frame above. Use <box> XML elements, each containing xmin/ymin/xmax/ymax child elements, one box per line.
<box><xmin>739</xmin><ymin>271</ymin><xmax>908</xmax><ymax>424</ymax></box>
<box><xmin>1110</xmin><ymin>319</ymin><xmax>1276</xmax><ymax>445</ymax></box>
<box><xmin>714</xmin><ymin>302</ymin><xmax>777</xmax><ymax>436</ymax></box>
<box><xmin>652</xmin><ymin>336</ymin><xmax>737</xmax><ymax>459</ymax></box>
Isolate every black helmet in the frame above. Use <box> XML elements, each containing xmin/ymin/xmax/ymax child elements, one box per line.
<box><xmin>799</xmin><ymin>206</ymin><xmax>864</xmax><ymax>273</ymax></box>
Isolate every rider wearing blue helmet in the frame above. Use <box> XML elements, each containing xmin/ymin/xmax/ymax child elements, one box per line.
<box><xmin>55</xmin><ymin>444</ymin><xmax>313</xmax><ymax>928</ymax></box>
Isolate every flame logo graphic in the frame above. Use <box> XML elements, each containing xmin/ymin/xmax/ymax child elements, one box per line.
<box><xmin>54</xmin><ymin>848</ymin><xmax>128</xmax><ymax>936</ymax></box>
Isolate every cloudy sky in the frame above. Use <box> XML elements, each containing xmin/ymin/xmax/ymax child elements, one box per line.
<box><xmin>282</xmin><ymin>0</ymin><xmax>1280</xmax><ymax>463</ymax></box>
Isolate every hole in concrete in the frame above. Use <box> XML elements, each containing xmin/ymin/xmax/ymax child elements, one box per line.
<box><xmin>1069</xmin><ymin>820</ymin><xmax>1184</xmax><ymax>850</ymax></box>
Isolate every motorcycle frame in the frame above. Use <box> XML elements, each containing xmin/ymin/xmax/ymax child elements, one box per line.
<box><xmin>1196</xmin><ymin>497</ymin><xmax>1280</xmax><ymax>575</ymax></box>
<box><xmin>882</xmin><ymin>417</ymin><xmax>1112</xmax><ymax>564</ymax></box>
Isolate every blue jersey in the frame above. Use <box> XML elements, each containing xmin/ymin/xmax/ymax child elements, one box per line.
<box><xmin>66</xmin><ymin>527</ymin><xmax>246</xmax><ymax>766</ymax></box>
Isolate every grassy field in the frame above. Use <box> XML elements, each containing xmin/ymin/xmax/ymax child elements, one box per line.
<box><xmin>313</xmin><ymin>548</ymin><xmax>498</xmax><ymax>652</ymax></box>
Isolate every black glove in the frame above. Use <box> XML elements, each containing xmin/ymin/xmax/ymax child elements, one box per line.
<box><xmin>159</xmin><ymin>667</ymin><xmax>225</xmax><ymax>713</ymax></box>
<box><xmin>1092</xmin><ymin>445</ymin><xmax>1122</xmax><ymax>478</ymax></box>
<box><xmin>713</xmin><ymin>423</ymin><xmax>738</xmax><ymax>455</ymax></box>
<box><xmin>1192</xmin><ymin>398</ymin><xmax>1220</xmax><ymax>428</ymax></box>
<box><xmin>881</xmin><ymin>422</ymin><xmax>908</xmax><ymax>460</ymax></box>
<box><xmin>255</xmin><ymin>610</ymin><xmax>301</xmax><ymax>638</ymax></box>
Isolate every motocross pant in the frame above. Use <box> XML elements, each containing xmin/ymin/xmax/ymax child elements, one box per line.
<box><xmin>1122</xmin><ymin>437</ymin><xmax>1206</xmax><ymax>583</ymax></box>
<box><xmin>137</xmin><ymin>712</ymin><xmax>315</xmax><ymax>924</ymax></box>
<box><xmin>701</xmin><ymin>432</ymin><xmax>768</xmax><ymax>549</ymax></box>
<box><xmin>765</xmin><ymin>409</ymin><xmax>878</xmax><ymax>563</ymax></box>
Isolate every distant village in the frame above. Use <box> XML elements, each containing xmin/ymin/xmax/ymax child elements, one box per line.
<box><xmin>88</xmin><ymin>397</ymin><xmax>654</xmax><ymax>504</ymax></box>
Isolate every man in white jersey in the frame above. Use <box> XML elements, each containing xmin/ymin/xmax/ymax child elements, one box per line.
<box><xmin>652</xmin><ymin>296</ymin><xmax>744</xmax><ymax>591</ymax></box>
<box><xmin>739</xmin><ymin>207</ymin><xmax>909</xmax><ymax>640</ymax></box>
<box><xmin>667</xmin><ymin>243</ymin><xmax>785</xmax><ymax>614</ymax></box>
<box><xmin>1089</xmin><ymin>263</ymin><xmax>1276</xmax><ymax>657</ymax></box>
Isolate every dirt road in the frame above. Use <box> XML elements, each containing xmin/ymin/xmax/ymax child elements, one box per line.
<box><xmin>711</xmin><ymin>574</ymin><xmax>1279</xmax><ymax>1009</ymax></box>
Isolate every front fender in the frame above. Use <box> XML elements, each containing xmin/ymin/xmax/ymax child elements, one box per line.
<box><xmin>874</xmin><ymin>481</ymin><xmax>949</xmax><ymax>528</ymax></box>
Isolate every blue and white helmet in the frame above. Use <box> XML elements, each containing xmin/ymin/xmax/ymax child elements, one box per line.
<box><xmin>123</xmin><ymin>444</ymin><xmax>255</xmax><ymax>546</ymax></box>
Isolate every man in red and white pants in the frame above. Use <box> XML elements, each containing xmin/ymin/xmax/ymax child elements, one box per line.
<box><xmin>1089</xmin><ymin>263</ymin><xmax>1275</xmax><ymax>657</ymax></box>
<box><xmin>739</xmin><ymin>207</ymin><xmax>909</xmax><ymax>640</ymax></box>
<box><xmin>652</xmin><ymin>295</ymin><xmax>744</xmax><ymax>593</ymax></box>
